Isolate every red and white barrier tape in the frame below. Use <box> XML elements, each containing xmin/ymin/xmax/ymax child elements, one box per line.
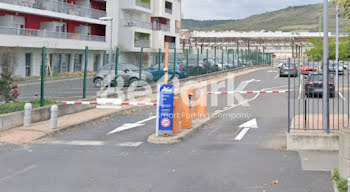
<box><xmin>62</xmin><ymin>101</ymin><xmax>157</xmax><ymax>106</ymax></box>
<box><xmin>208</xmin><ymin>90</ymin><xmax>292</xmax><ymax>95</ymax></box>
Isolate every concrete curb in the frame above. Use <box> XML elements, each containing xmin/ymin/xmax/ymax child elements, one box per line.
<box><xmin>33</xmin><ymin>105</ymin><xmax>149</xmax><ymax>142</ymax></box>
<box><xmin>147</xmin><ymin>115</ymin><xmax>217</xmax><ymax>144</ymax></box>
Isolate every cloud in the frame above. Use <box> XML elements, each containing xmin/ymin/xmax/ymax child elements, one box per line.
<box><xmin>182</xmin><ymin>0</ymin><xmax>323</xmax><ymax>20</ymax></box>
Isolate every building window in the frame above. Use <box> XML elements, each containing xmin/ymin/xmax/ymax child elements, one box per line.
<box><xmin>74</xmin><ymin>54</ymin><xmax>83</xmax><ymax>72</ymax></box>
<box><xmin>50</xmin><ymin>54</ymin><xmax>61</xmax><ymax>74</ymax></box>
<box><xmin>134</xmin><ymin>32</ymin><xmax>150</xmax><ymax>48</ymax></box>
<box><xmin>94</xmin><ymin>54</ymin><xmax>101</xmax><ymax>72</ymax></box>
<box><xmin>25</xmin><ymin>53</ymin><xmax>32</xmax><ymax>77</ymax></box>
<box><xmin>165</xmin><ymin>1</ymin><xmax>173</xmax><ymax>14</ymax></box>
<box><xmin>61</xmin><ymin>54</ymin><xmax>71</xmax><ymax>73</ymax></box>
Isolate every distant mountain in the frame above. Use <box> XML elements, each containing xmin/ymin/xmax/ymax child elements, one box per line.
<box><xmin>182</xmin><ymin>3</ymin><xmax>350</xmax><ymax>32</ymax></box>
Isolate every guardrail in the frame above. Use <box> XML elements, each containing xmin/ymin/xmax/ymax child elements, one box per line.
<box><xmin>0</xmin><ymin>26</ymin><xmax>105</xmax><ymax>42</ymax></box>
<box><xmin>0</xmin><ymin>0</ymin><xmax>107</xmax><ymax>19</ymax></box>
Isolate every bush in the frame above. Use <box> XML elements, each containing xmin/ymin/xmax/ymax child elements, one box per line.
<box><xmin>0</xmin><ymin>73</ymin><xmax>20</xmax><ymax>103</ymax></box>
<box><xmin>333</xmin><ymin>169</ymin><xmax>348</xmax><ymax>192</ymax></box>
<box><xmin>0</xmin><ymin>100</ymin><xmax>58</xmax><ymax>115</ymax></box>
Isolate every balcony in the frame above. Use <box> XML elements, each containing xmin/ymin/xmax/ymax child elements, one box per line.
<box><xmin>153</xmin><ymin>24</ymin><xmax>170</xmax><ymax>32</ymax></box>
<box><xmin>0</xmin><ymin>26</ymin><xmax>105</xmax><ymax>42</ymax></box>
<box><xmin>122</xmin><ymin>19</ymin><xmax>152</xmax><ymax>30</ymax></box>
<box><xmin>135</xmin><ymin>40</ymin><xmax>150</xmax><ymax>48</ymax></box>
<box><xmin>0</xmin><ymin>0</ymin><xmax>107</xmax><ymax>20</ymax></box>
<box><xmin>135</xmin><ymin>0</ymin><xmax>151</xmax><ymax>9</ymax></box>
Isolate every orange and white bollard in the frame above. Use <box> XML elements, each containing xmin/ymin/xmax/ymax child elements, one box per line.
<box><xmin>195</xmin><ymin>89</ymin><xmax>207</xmax><ymax>119</ymax></box>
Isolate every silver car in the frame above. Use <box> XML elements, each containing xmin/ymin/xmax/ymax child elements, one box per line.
<box><xmin>329</xmin><ymin>63</ymin><xmax>344</xmax><ymax>75</ymax></box>
<box><xmin>93</xmin><ymin>64</ymin><xmax>154</xmax><ymax>87</ymax></box>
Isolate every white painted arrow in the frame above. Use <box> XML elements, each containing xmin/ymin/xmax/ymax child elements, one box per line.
<box><xmin>235</xmin><ymin>118</ymin><xmax>258</xmax><ymax>141</ymax></box>
<box><xmin>268</xmin><ymin>70</ymin><xmax>278</xmax><ymax>73</ymax></box>
<box><xmin>107</xmin><ymin>116</ymin><xmax>157</xmax><ymax>135</ymax></box>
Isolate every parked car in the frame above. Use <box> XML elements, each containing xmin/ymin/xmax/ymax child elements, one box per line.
<box><xmin>144</xmin><ymin>62</ymin><xmax>187</xmax><ymax>81</ymax></box>
<box><xmin>203</xmin><ymin>58</ymin><xmax>221</xmax><ymax>72</ymax></box>
<box><xmin>278</xmin><ymin>60</ymin><xmax>287</xmax><ymax>68</ymax></box>
<box><xmin>93</xmin><ymin>64</ymin><xmax>153</xmax><ymax>87</ymax></box>
<box><xmin>279</xmin><ymin>64</ymin><xmax>298</xmax><ymax>77</ymax></box>
<box><xmin>329</xmin><ymin>63</ymin><xmax>345</xmax><ymax>75</ymax></box>
<box><xmin>305</xmin><ymin>73</ymin><xmax>335</xmax><ymax>98</ymax></box>
<box><xmin>301</xmin><ymin>62</ymin><xmax>317</xmax><ymax>75</ymax></box>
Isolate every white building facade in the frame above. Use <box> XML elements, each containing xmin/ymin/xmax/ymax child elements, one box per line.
<box><xmin>0</xmin><ymin>0</ymin><xmax>182</xmax><ymax>77</ymax></box>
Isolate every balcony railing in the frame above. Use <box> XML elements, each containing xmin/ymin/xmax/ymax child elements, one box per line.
<box><xmin>0</xmin><ymin>0</ymin><xmax>107</xmax><ymax>20</ymax></box>
<box><xmin>165</xmin><ymin>8</ymin><xmax>172</xmax><ymax>14</ymax></box>
<box><xmin>153</xmin><ymin>24</ymin><xmax>170</xmax><ymax>32</ymax></box>
<box><xmin>122</xmin><ymin>19</ymin><xmax>152</xmax><ymax>30</ymax></box>
<box><xmin>135</xmin><ymin>40</ymin><xmax>150</xmax><ymax>48</ymax></box>
<box><xmin>0</xmin><ymin>26</ymin><xmax>105</xmax><ymax>42</ymax></box>
<box><xmin>135</xmin><ymin>0</ymin><xmax>151</xmax><ymax>9</ymax></box>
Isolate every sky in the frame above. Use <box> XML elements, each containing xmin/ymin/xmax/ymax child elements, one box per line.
<box><xmin>182</xmin><ymin>0</ymin><xmax>323</xmax><ymax>20</ymax></box>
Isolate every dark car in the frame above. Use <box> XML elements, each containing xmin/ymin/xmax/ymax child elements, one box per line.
<box><xmin>279</xmin><ymin>64</ymin><xmax>298</xmax><ymax>77</ymax></box>
<box><xmin>144</xmin><ymin>62</ymin><xmax>187</xmax><ymax>81</ymax></box>
<box><xmin>187</xmin><ymin>59</ymin><xmax>208</xmax><ymax>76</ymax></box>
<box><xmin>305</xmin><ymin>73</ymin><xmax>335</xmax><ymax>98</ymax></box>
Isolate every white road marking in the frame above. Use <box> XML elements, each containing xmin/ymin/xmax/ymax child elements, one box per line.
<box><xmin>268</xmin><ymin>70</ymin><xmax>278</xmax><ymax>73</ymax></box>
<box><xmin>0</xmin><ymin>164</ymin><xmax>37</xmax><ymax>183</ymax></box>
<box><xmin>117</xmin><ymin>142</ymin><xmax>143</xmax><ymax>147</ymax></box>
<box><xmin>214</xmin><ymin>110</ymin><xmax>221</xmax><ymax>113</ymax></box>
<box><xmin>339</xmin><ymin>92</ymin><xmax>346</xmax><ymax>101</ymax></box>
<box><xmin>234</xmin><ymin>128</ymin><xmax>250</xmax><ymax>141</ymax></box>
<box><xmin>234</xmin><ymin>118</ymin><xmax>259</xmax><ymax>141</ymax></box>
<box><xmin>274</xmin><ymin>74</ymin><xmax>279</xmax><ymax>79</ymax></box>
<box><xmin>107</xmin><ymin>116</ymin><xmax>157</xmax><ymax>135</ymax></box>
<box><xmin>223</xmin><ymin>107</ymin><xmax>230</xmax><ymax>110</ymax></box>
<box><xmin>46</xmin><ymin>140</ymin><xmax>105</xmax><ymax>146</ymax></box>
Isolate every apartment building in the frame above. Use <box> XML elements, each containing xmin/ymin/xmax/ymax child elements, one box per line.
<box><xmin>118</xmin><ymin>0</ymin><xmax>182</xmax><ymax>65</ymax></box>
<box><xmin>0</xmin><ymin>0</ymin><xmax>110</xmax><ymax>77</ymax></box>
<box><xmin>0</xmin><ymin>0</ymin><xmax>182</xmax><ymax>77</ymax></box>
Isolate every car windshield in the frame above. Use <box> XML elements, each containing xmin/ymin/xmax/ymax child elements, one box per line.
<box><xmin>124</xmin><ymin>64</ymin><xmax>139</xmax><ymax>71</ymax></box>
<box><xmin>308</xmin><ymin>75</ymin><xmax>332</xmax><ymax>82</ymax></box>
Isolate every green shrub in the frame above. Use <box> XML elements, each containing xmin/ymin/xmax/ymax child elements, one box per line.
<box><xmin>333</xmin><ymin>169</ymin><xmax>348</xmax><ymax>192</ymax></box>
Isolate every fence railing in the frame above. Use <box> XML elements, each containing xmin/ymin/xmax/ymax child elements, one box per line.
<box><xmin>121</xmin><ymin>19</ymin><xmax>152</xmax><ymax>30</ymax></box>
<box><xmin>0</xmin><ymin>0</ymin><xmax>107</xmax><ymax>19</ymax></box>
<box><xmin>135</xmin><ymin>0</ymin><xmax>151</xmax><ymax>9</ymax></box>
<box><xmin>287</xmin><ymin>59</ymin><xmax>350</xmax><ymax>133</ymax></box>
<box><xmin>135</xmin><ymin>40</ymin><xmax>150</xmax><ymax>48</ymax></box>
<box><xmin>0</xmin><ymin>26</ymin><xmax>105</xmax><ymax>42</ymax></box>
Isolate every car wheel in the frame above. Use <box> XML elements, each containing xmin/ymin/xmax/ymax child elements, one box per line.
<box><xmin>94</xmin><ymin>78</ymin><xmax>103</xmax><ymax>88</ymax></box>
<box><xmin>129</xmin><ymin>78</ymin><xmax>138</xmax><ymax>87</ymax></box>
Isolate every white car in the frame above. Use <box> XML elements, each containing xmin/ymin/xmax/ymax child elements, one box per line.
<box><xmin>278</xmin><ymin>60</ymin><xmax>287</xmax><ymax>68</ymax></box>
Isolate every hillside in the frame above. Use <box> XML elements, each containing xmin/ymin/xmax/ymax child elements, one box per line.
<box><xmin>182</xmin><ymin>3</ymin><xmax>350</xmax><ymax>32</ymax></box>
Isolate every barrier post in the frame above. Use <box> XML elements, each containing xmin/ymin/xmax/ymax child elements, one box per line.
<box><xmin>139</xmin><ymin>47</ymin><xmax>143</xmax><ymax>81</ymax></box>
<box><xmin>173</xmin><ymin>97</ymin><xmax>180</xmax><ymax>134</ymax></box>
<box><xmin>232</xmin><ymin>49</ymin><xmax>235</xmax><ymax>68</ymax></box>
<box><xmin>83</xmin><ymin>46</ymin><xmax>88</xmax><ymax>98</ymax></box>
<box><xmin>206</xmin><ymin>49</ymin><xmax>209</xmax><ymax>73</ymax></box>
<box><xmin>114</xmin><ymin>48</ymin><xmax>119</xmax><ymax>90</ymax></box>
<box><xmin>214</xmin><ymin>46</ymin><xmax>217</xmax><ymax>71</ymax></box>
<box><xmin>40</xmin><ymin>47</ymin><xmax>46</xmax><ymax>107</ymax></box>
<box><xmin>158</xmin><ymin>48</ymin><xmax>161</xmax><ymax>80</ymax></box>
<box><xmin>24</xmin><ymin>103</ymin><xmax>32</xmax><ymax>127</ymax></box>
<box><xmin>173</xmin><ymin>48</ymin><xmax>176</xmax><ymax>79</ymax></box>
<box><xmin>186</xmin><ymin>49</ymin><xmax>189</xmax><ymax>77</ymax></box>
<box><xmin>164</xmin><ymin>43</ymin><xmax>169</xmax><ymax>84</ymax></box>
<box><xmin>196</xmin><ymin>48</ymin><xmax>200</xmax><ymax>75</ymax></box>
<box><xmin>221</xmin><ymin>47</ymin><xmax>224</xmax><ymax>70</ymax></box>
<box><xmin>195</xmin><ymin>89</ymin><xmax>207</xmax><ymax>119</ymax></box>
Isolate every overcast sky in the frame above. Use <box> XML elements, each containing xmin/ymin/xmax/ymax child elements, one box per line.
<box><xmin>182</xmin><ymin>0</ymin><xmax>323</xmax><ymax>20</ymax></box>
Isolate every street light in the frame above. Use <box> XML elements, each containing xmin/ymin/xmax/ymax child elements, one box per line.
<box><xmin>99</xmin><ymin>16</ymin><xmax>113</xmax><ymax>89</ymax></box>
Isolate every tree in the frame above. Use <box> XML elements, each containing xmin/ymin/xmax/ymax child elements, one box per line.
<box><xmin>305</xmin><ymin>36</ymin><xmax>350</xmax><ymax>61</ymax></box>
<box><xmin>334</xmin><ymin>0</ymin><xmax>350</xmax><ymax>19</ymax></box>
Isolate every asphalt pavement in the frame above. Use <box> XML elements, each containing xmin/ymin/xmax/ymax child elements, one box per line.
<box><xmin>0</xmin><ymin>69</ymin><xmax>334</xmax><ymax>192</ymax></box>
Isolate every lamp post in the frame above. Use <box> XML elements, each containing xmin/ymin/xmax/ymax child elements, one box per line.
<box><xmin>99</xmin><ymin>17</ymin><xmax>113</xmax><ymax>89</ymax></box>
